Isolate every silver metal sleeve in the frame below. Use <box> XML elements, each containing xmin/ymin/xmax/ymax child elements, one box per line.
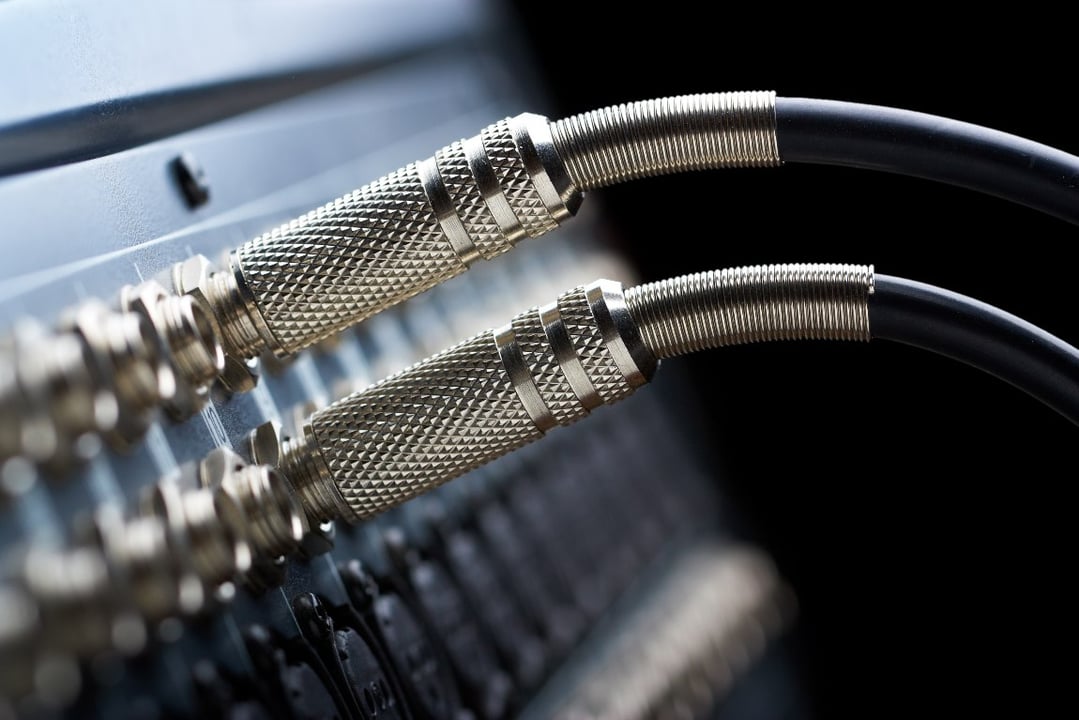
<box><xmin>624</xmin><ymin>263</ymin><xmax>874</xmax><ymax>359</ymax></box>
<box><xmin>222</xmin><ymin>113</ymin><xmax>581</xmax><ymax>357</ymax></box>
<box><xmin>287</xmin><ymin>280</ymin><xmax>654</xmax><ymax>522</ymax></box>
<box><xmin>550</xmin><ymin>91</ymin><xmax>780</xmax><ymax>189</ymax></box>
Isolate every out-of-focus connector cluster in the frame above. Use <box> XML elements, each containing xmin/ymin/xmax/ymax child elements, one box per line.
<box><xmin>0</xmin><ymin>448</ymin><xmax>305</xmax><ymax>702</ymax></box>
<box><xmin>0</xmin><ymin>279</ymin><xmax>225</xmax><ymax>477</ymax></box>
<box><xmin>548</xmin><ymin>546</ymin><xmax>794</xmax><ymax>720</ymax></box>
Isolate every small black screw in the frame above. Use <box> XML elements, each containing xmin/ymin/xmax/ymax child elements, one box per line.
<box><xmin>172</xmin><ymin>151</ymin><xmax>210</xmax><ymax>208</ymax></box>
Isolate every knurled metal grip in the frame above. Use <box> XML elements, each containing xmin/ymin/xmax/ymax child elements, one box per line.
<box><xmin>218</xmin><ymin>113</ymin><xmax>582</xmax><ymax>358</ymax></box>
<box><xmin>283</xmin><ymin>279</ymin><xmax>656</xmax><ymax>522</ymax></box>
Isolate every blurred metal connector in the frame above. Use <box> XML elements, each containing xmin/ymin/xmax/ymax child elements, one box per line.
<box><xmin>8</xmin><ymin>321</ymin><xmax>116</xmax><ymax>473</ymax></box>
<box><xmin>60</xmin><ymin>300</ymin><xmax>173</xmax><ymax>450</ymax></box>
<box><xmin>85</xmin><ymin>505</ymin><xmax>192</xmax><ymax>627</ymax></box>
<box><xmin>20</xmin><ymin>545</ymin><xmax>115</xmax><ymax>657</ymax></box>
<box><xmin>144</xmin><ymin>480</ymin><xmax>252</xmax><ymax>602</ymax></box>
<box><xmin>0</xmin><ymin>349</ymin><xmax>28</xmax><ymax>468</ymax></box>
<box><xmin>548</xmin><ymin>545</ymin><xmax>794</xmax><ymax>720</ymax></box>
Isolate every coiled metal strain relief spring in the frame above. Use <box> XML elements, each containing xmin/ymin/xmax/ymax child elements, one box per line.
<box><xmin>102</xmin><ymin>311</ymin><xmax>166</xmax><ymax>419</ymax></box>
<box><xmin>549</xmin><ymin>91</ymin><xmax>780</xmax><ymax>190</ymax></box>
<box><xmin>624</xmin><ymin>263</ymin><xmax>874</xmax><ymax>360</ymax></box>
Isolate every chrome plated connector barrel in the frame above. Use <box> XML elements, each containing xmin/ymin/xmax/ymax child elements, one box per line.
<box><xmin>281</xmin><ymin>263</ymin><xmax>873</xmax><ymax>523</ymax></box>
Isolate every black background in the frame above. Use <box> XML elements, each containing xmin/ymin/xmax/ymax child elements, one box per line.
<box><xmin>510</xmin><ymin>6</ymin><xmax>1075</xmax><ymax>717</ymax></box>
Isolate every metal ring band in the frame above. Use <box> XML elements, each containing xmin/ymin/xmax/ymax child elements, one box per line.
<box><xmin>538</xmin><ymin>301</ymin><xmax>602</xmax><ymax>412</ymax></box>
<box><xmin>585</xmin><ymin>280</ymin><xmax>658</xmax><ymax>389</ymax></box>
<box><xmin>509</xmin><ymin>114</ymin><xmax>581</xmax><ymax>223</ymax></box>
<box><xmin>464</xmin><ymin>133</ymin><xmax>526</xmax><ymax>244</ymax></box>
<box><xmin>227</xmin><ymin>252</ymin><xmax>282</xmax><ymax>355</ymax></box>
<box><xmin>417</xmin><ymin>157</ymin><xmax>480</xmax><ymax>267</ymax></box>
<box><xmin>493</xmin><ymin>324</ymin><xmax>556</xmax><ymax>432</ymax></box>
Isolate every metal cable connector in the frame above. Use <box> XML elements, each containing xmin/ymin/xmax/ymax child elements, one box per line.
<box><xmin>196</xmin><ymin>114</ymin><xmax>582</xmax><ymax>359</ymax></box>
<box><xmin>121</xmin><ymin>281</ymin><xmax>225</xmax><ymax>419</ymax></box>
<box><xmin>181</xmin><ymin>92</ymin><xmax>779</xmax><ymax>359</ymax></box>
<box><xmin>280</xmin><ymin>263</ymin><xmax>872</xmax><ymax>523</ymax></box>
<box><xmin>281</xmin><ymin>279</ymin><xmax>655</xmax><ymax>522</ymax></box>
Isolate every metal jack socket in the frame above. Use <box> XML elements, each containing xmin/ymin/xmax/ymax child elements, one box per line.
<box><xmin>172</xmin><ymin>254</ymin><xmax>260</xmax><ymax>393</ymax></box>
<box><xmin>4</xmin><ymin>459</ymin><xmax>303</xmax><ymax>670</ymax></box>
<box><xmin>121</xmin><ymin>280</ymin><xmax>225</xmax><ymax>418</ymax></box>
<box><xmin>249</xmin><ymin>420</ymin><xmax>335</xmax><ymax>558</ymax></box>
<box><xmin>198</xmin><ymin>446</ymin><xmax>307</xmax><ymax>590</ymax></box>
<box><xmin>143</xmin><ymin>480</ymin><xmax>252</xmax><ymax>609</ymax></box>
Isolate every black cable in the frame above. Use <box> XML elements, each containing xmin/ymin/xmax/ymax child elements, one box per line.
<box><xmin>869</xmin><ymin>274</ymin><xmax>1079</xmax><ymax>425</ymax></box>
<box><xmin>776</xmin><ymin>97</ymin><xmax>1079</xmax><ymax>225</ymax></box>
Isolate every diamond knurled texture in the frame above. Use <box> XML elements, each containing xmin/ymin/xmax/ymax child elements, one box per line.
<box><xmin>557</xmin><ymin>287</ymin><xmax>635</xmax><ymax>404</ymax></box>
<box><xmin>237</xmin><ymin>163</ymin><xmax>466</xmax><ymax>353</ymax></box>
<box><xmin>310</xmin><ymin>332</ymin><xmax>541</xmax><ymax>519</ymax></box>
<box><xmin>434</xmin><ymin>140</ymin><xmax>511</xmax><ymax>261</ymax></box>
<box><xmin>480</xmin><ymin>120</ymin><xmax>559</xmax><ymax>238</ymax></box>
<box><xmin>307</xmin><ymin>287</ymin><xmax>640</xmax><ymax>519</ymax></box>
<box><xmin>510</xmin><ymin>307</ymin><xmax>588</xmax><ymax>426</ymax></box>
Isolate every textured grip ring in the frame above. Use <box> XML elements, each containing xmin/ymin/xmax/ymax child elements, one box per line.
<box><xmin>494</xmin><ymin>323</ymin><xmax>557</xmax><ymax>432</ymax></box>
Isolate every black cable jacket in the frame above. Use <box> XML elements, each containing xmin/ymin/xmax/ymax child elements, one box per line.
<box><xmin>776</xmin><ymin>98</ymin><xmax>1079</xmax><ymax>225</ymax></box>
<box><xmin>870</xmin><ymin>275</ymin><xmax>1079</xmax><ymax>425</ymax></box>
